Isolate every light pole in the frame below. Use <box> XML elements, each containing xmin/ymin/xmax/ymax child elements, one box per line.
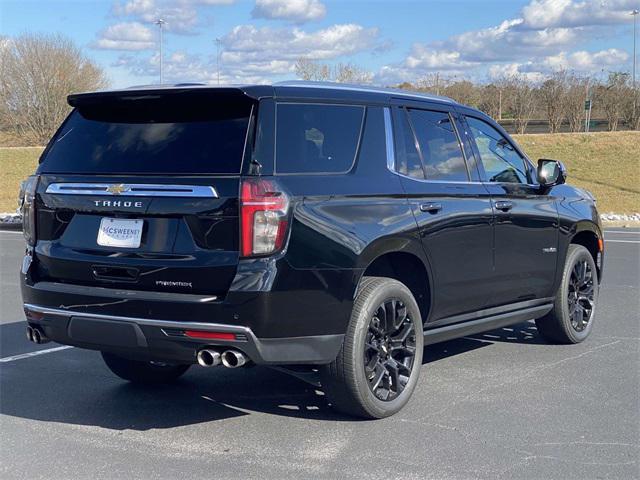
<box><xmin>632</xmin><ymin>9</ymin><xmax>639</xmax><ymax>88</ymax></box>
<box><xmin>215</xmin><ymin>38</ymin><xmax>221</xmax><ymax>85</ymax></box>
<box><xmin>155</xmin><ymin>18</ymin><xmax>166</xmax><ymax>84</ymax></box>
<box><xmin>632</xmin><ymin>9</ymin><xmax>639</xmax><ymax>125</ymax></box>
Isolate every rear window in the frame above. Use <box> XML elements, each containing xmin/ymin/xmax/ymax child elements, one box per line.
<box><xmin>275</xmin><ymin>103</ymin><xmax>364</xmax><ymax>174</ymax></box>
<box><xmin>39</xmin><ymin>95</ymin><xmax>252</xmax><ymax>175</ymax></box>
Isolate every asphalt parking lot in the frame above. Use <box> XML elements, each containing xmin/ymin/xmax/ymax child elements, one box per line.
<box><xmin>1</xmin><ymin>229</ymin><xmax>638</xmax><ymax>480</ymax></box>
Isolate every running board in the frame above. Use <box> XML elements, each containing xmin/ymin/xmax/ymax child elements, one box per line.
<box><xmin>423</xmin><ymin>304</ymin><xmax>553</xmax><ymax>345</ymax></box>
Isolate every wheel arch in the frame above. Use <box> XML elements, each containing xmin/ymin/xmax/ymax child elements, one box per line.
<box><xmin>356</xmin><ymin>244</ymin><xmax>433</xmax><ymax>325</ymax></box>
<box><xmin>570</xmin><ymin>220</ymin><xmax>603</xmax><ymax>279</ymax></box>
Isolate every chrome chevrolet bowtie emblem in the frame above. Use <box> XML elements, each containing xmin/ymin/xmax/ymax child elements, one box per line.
<box><xmin>106</xmin><ymin>184</ymin><xmax>130</xmax><ymax>195</ymax></box>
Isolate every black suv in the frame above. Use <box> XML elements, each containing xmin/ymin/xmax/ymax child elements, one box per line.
<box><xmin>20</xmin><ymin>82</ymin><xmax>603</xmax><ymax>418</ymax></box>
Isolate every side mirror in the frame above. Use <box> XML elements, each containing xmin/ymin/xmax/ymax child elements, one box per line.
<box><xmin>537</xmin><ymin>159</ymin><xmax>567</xmax><ymax>187</ymax></box>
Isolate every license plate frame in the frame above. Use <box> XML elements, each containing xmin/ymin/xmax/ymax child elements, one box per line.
<box><xmin>97</xmin><ymin>218</ymin><xmax>143</xmax><ymax>249</ymax></box>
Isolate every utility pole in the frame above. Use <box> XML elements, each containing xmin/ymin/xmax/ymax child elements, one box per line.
<box><xmin>632</xmin><ymin>9</ymin><xmax>639</xmax><ymax>88</ymax></box>
<box><xmin>215</xmin><ymin>38</ymin><xmax>221</xmax><ymax>85</ymax></box>
<box><xmin>155</xmin><ymin>19</ymin><xmax>165</xmax><ymax>84</ymax></box>
<box><xmin>632</xmin><ymin>10</ymin><xmax>639</xmax><ymax>125</ymax></box>
<box><xmin>584</xmin><ymin>80</ymin><xmax>592</xmax><ymax>133</ymax></box>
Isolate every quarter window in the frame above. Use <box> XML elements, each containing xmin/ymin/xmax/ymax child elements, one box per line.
<box><xmin>466</xmin><ymin>117</ymin><xmax>530</xmax><ymax>184</ymax></box>
<box><xmin>394</xmin><ymin>108</ymin><xmax>425</xmax><ymax>179</ymax></box>
<box><xmin>407</xmin><ymin>109</ymin><xmax>469</xmax><ymax>182</ymax></box>
<box><xmin>275</xmin><ymin>103</ymin><xmax>364</xmax><ymax>174</ymax></box>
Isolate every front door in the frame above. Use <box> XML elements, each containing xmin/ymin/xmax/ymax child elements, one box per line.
<box><xmin>463</xmin><ymin>115</ymin><xmax>559</xmax><ymax>306</ymax></box>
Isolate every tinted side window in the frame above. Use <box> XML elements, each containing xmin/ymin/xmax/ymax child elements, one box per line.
<box><xmin>466</xmin><ymin>117</ymin><xmax>529</xmax><ymax>184</ymax></box>
<box><xmin>392</xmin><ymin>107</ymin><xmax>424</xmax><ymax>179</ymax></box>
<box><xmin>357</xmin><ymin>106</ymin><xmax>387</xmax><ymax>169</ymax></box>
<box><xmin>407</xmin><ymin>109</ymin><xmax>469</xmax><ymax>181</ymax></box>
<box><xmin>275</xmin><ymin>103</ymin><xmax>364</xmax><ymax>174</ymax></box>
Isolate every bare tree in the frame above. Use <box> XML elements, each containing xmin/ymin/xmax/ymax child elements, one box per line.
<box><xmin>294</xmin><ymin>58</ymin><xmax>330</xmax><ymax>81</ymax></box>
<box><xmin>508</xmin><ymin>75</ymin><xmax>536</xmax><ymax>134</ymax></box>
<box><xmin>596</xmin><ymin>72</ymin><xmax>628</xmax><ymax>131</ymax></box>
<box><xmin>294</xmin><ymin>58</ymin><xmax>372</xmax><ymax>84</ymax></box>
<box><xmin>564</xmin><ymin>74</ymin><xmax>589</xmax><ymax>132</ymax></box>
<box><xmin>416</xmin><ymin>73</ymin><xmax>449</xmax><ymax>96</ymax></box>
<box><xmin>443</xmin><ymin>80</ymin><xmax>481</xmax><ymax>108</ymax></box>
<box><xmin>540</xmin><ymin>70</ymin><xmax>568</xmax><ymax>133</ymax></box>
<box><xmin>479</xmin><ymin>84</ymin><xmax>501</xmax><ymax>119</ymax></box>
<box><xmin>621</xmin><ymin>85</ymin><xmax>640</xmax><ymax>131</ymax></box>
<box><xmin>332</xmin><ymin>62</ymin><xmax>373</xmax><ymax>84</ymax></box>
<box><xmin>0</xmin><ymin>33</ymin><xmax>108</xmax><ymax>144</ymax></box>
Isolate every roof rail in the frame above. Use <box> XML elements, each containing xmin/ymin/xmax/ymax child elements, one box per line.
<box><xmin>273</xmin><ymin>80</ymin><xmax>453</xmax><ymax>103</ymax></box>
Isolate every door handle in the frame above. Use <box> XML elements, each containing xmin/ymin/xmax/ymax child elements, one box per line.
<box><xmin>420</xmin><ymin>202</ymin><xmax>442</xmax><ymax>213</ymax></box>
<box><xmin>494</xmin><ymin>200</ymin><xmax>513</xmax><ymax>212</ymax></box>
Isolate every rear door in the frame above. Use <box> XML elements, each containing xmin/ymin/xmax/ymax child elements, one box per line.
<box><xmin>462</xmin><ymin>114</ymin><xmax>559</xmax><ymax>304</ymax></box>
<box><xmin>33</xmin><ymin>89</ymin><xmax>256</xmax><ymax>298</ymax></box>
<box><xmin>391</xmin><ymin>104</ymin><xmax>494</xmax><ymax>322</ymax></box>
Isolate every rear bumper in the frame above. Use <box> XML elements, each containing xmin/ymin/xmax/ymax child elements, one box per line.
<box><xmin>23</xmin><ymin>303</ymin><xmax>344</xmax><ymax>365</ymax></box>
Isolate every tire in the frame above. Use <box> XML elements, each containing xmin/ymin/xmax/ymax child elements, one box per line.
<box><xmin>535</xmin><ymin>244</ymin><xmax>599</xmax><ymax>344</ymax></box>
<box><xmin>101</xmin><ymin>352</ymin><xmax>191</xmax><ymax>384</ymax></box>
<box><xmin>320</xmin><ymin>276</ymin><xmax>424</xmax><ymax>419</ymax></box>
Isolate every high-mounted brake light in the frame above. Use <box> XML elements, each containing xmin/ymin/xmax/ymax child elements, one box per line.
<box><xmin>20</xmin><ymin>176</ymin><xmax>39</xmax><ymax>246</ymax></box>
<box><xmin>240</xmin><ymin>178</ymin><xmax>289</xmax><ymax>257</ymax></box>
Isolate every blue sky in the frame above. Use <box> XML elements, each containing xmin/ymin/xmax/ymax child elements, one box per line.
<box><xmin>1</xmin><ymin>0</ymin><xmax>638</xmax><ymax>88</ymax></box>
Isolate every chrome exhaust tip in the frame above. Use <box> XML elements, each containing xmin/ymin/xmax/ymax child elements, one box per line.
<box><xmin>196</xmin><ymin>349</ymin><xmax>221</xmax><ymax>367</ymax></box>
<box><xmin>30</xmin><ymin>327</ymin><xmax>50</xmax><ymax>344</ymax></box>
<box><xmin>221</xmin><ymin>350</ymin><xmax>247</xmax><ymax>368</ymax></box>
<box><xmin>26</xmin><ymin>326</ymin><xmax>34</xmax><ymax>342</ymax></box>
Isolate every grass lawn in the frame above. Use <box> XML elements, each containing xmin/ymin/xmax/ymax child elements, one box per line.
<box><xmin>513</xmin><ymin>131</ymin><xmax>639</xmax><ymax>215</ymax></box>
<box><xmin>0</xmin><ymin>131</ymin><xmax>638</xmax><ymax>214</ymax></box>
<box><xmin>0</xmin><ymin>147</ymin><xmax>42</xmax><ymax>212</ymax></box>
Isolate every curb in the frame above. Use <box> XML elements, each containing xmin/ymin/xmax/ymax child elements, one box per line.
<box><xmin>0</xmin><ymin>222</ymin><xmax>22</xmax><ymax>231</ymax></box>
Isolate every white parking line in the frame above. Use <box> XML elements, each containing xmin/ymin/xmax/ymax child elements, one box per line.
<box><xmin>605</xmin><ymin>239</ymin><xmax>640</xmax><ymax>244</ymax></box>
<box><xmin>605</xmin><ymin>230</ymin><xmax>640</xmax><ymax>235</ymax></box>
<box><xmin>0</xmin><ymin>346</ymin><xmax>73</xmax><ymax>363</ymax></box>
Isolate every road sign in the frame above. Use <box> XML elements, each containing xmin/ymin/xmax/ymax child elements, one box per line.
<box><xmin>584</xmin><ymin>100</ymin><xmax>591</xmax><ymax>110</ymax></box>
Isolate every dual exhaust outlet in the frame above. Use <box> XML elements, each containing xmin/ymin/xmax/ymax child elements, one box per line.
<box><xmin>26</xmin><ymin>326</ymin><xmax>50</xmax><ymax>344</ymax></box>
<box><xmin>197</xmin><ymin>348</ymin><xmax>248</xmax><ymax>369</ymax></box>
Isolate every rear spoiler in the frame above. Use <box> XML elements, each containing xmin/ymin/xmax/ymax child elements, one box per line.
<box><xmin>67</xmin><ymin>85</ymin><xmax>274</xmax><ymax>108</ymax></box>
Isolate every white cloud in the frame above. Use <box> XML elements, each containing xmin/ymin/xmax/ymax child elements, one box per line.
<box><xmin>113</xmin><ymin>0</ymin><xmax>155</xmax><ymax>16</ymax></box>
<box><xmin>216</xmin><ymin>23</ymin><xmax>379</xmax><ymax>80</ymax></box>
<box><xmin>252</xmin><ymin>0</ymin><xmax>326</xmax><ymax>24</ymax></box>
<box><xmin>186</xmin><ymin>0</ymin><xmax>236</xmax><ymax>4</ymax></box>
<box><xmin>541</xmin><ymin>48</ymin><xmax>629</xmax><ymax>70</ymax></box>
<box><xmin>487</xmin><ymin>48</ymin><xmax>630</xmax><ymax>81</ymax></box>
<box><xmin>112</xmin><ymin>0</ymin><xmax>227</xmax><ymax>34</ymax></box>
<box><xmin>521</xmin><ymin>0</ymin><xmax>638</xmax><ymax>29</ymax></box>
<box><xmin>381</xmin><ymin>0</ymin><xmax>635</xmax><ymax>82</ymax></box>
<box><xmin>221</xmin><ymin>23</ymin><xmax>378</xmax><ymax>61</ymax></box>
<box><xmin>94</xmin><ymin>22</ymin><xmax>156</xmax><ymax>50</ymax></box>
<box><xmin>113</xmin><ymin>49</ymin><xmax>273</xmax><ymax>85</ymax></box>
<box><xmin>111</xmin><ymin>21</ymin><xmax>379</xmax><ymax>85</ymax></box>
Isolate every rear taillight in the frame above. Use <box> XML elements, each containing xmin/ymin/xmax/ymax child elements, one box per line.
<box><xmin>240</xmin><ymin>178</ymin><xmax>289</xmax><ymax>257</ymax></box>
<box><xmin>20</xmin><ymin>176</ymin><xmax>38</xmax><ymax>246</ymax></box>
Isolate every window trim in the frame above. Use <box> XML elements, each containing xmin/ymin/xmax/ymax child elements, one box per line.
<box><xmin>388</xmin><ymin>105</ymin><xmax>473</xmax><ymax>184</ymax></box>
<box><xmin>272</xmin><ymin>101</ymin><xmax>366</xmax><ymax>176</ymax></box>
<box><xmin>383</xmin><ymin>107</ymin><xmax>395</xmax><ymax>172</ymax></box>
<box><xmin>463</xmin><ymin>114</ymin><xmax>537</xmax><ymax>186</ymax></box>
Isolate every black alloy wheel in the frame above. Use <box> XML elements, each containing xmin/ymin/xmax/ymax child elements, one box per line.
<box><xmin>535</xmin><ymin>244</ymin><xmax>599</xmax><ymax>344</ymax></box>
<box><xmin>364</xmin><ymin>299</ymin><xmax>417</xmax><ymax>401</ymax></box>
<box><xmin>567</xmin><ymin>258</ymin><xmax>595</xmax><ymax>332</ymax></box>
<box><xmin>320</xmin><ymin>276</ymin><xmax>424</xmax><ymax>419</ymax></box>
